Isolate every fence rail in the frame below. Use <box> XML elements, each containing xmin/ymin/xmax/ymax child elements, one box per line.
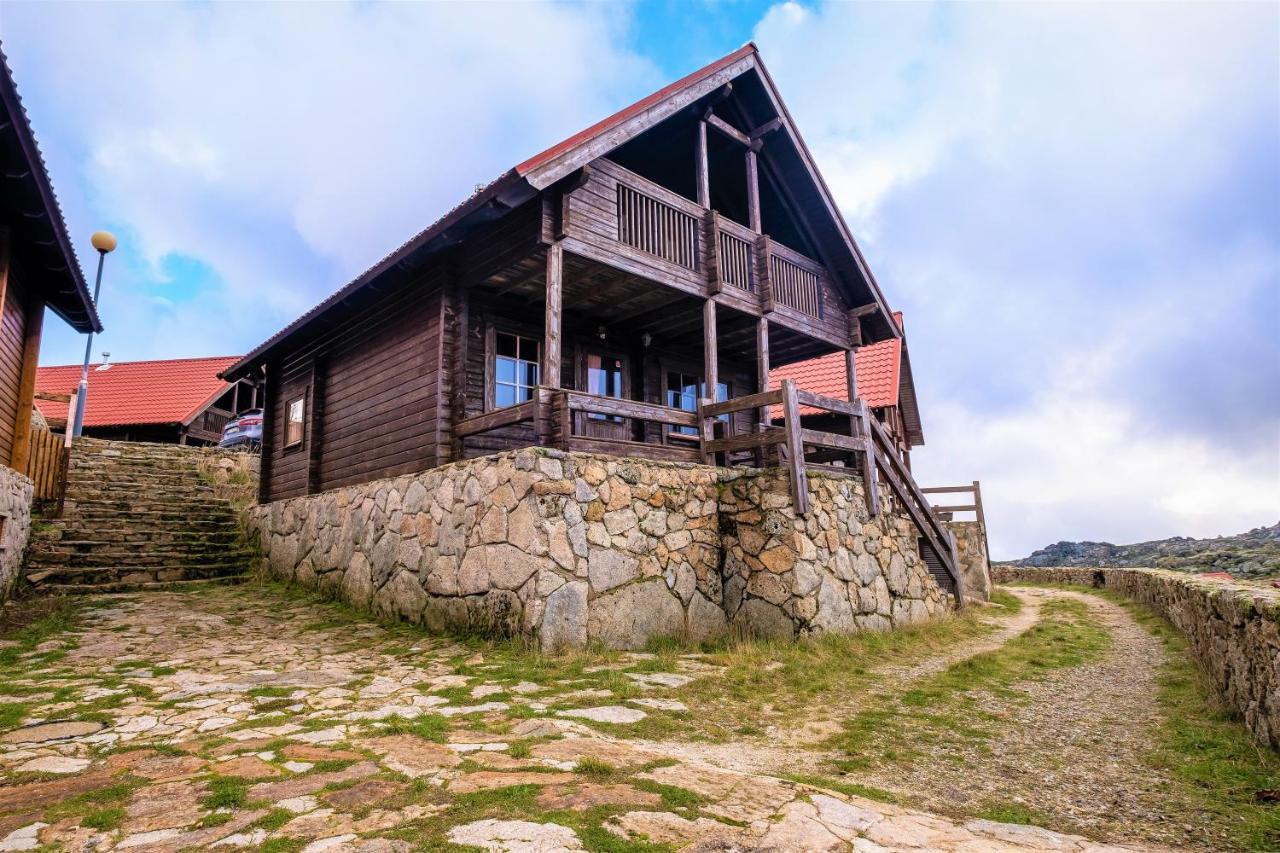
<box><xmin>769</xmin><ymin>246</ymin><xmax>823</xmax><ymax>318</ymax></box>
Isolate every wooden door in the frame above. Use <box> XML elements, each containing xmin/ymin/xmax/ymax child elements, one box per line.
<box><xmin>578</xmin><ymin>348</ymin><xmax>630</xmax><ymax>440</ymax></box>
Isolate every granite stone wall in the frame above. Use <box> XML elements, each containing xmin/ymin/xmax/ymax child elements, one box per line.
<box><xmin>0</xmin><ymin>464</ymin><xmax>34</xmax><ymax>602</ymax></box>
<box><xmin>946</xmin><ymin>520</ymin><xmax>991</xmax><ymax>602</ymax></box>
<box><xmin>992</xmin><ymin>565</ymin><xmax>1280</xmax><ymax>750</ymax></box>
<box><xmin>249</xmin><ymin>449</ymin><xmax>952</xmax><ymax>650</ymax></box>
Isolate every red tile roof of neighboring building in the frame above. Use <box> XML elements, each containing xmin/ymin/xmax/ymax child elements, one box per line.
<box><xmin>35</xmin><ymin>356</ymin><xmax>240</xmax><ymax>428</ymax></box>
<box><xmin>771</xmin><ymin>338</ymin><xmax>903</xmax><ymax>412</ymax></box>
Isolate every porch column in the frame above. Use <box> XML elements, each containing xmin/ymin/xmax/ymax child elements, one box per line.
<box><xmin>746</xmin><ymin>145</ymin><xmax>761</xmax><ymax>233</ymax></box>
<box><xmin>10</xmin><ymin>297</ymin><xmax>44</xmax><ymax>474</ymax></box>
<box><xmin>845</xmin><ymin>348</ymin><xmax>859</xmax><ymax>402</ymax></box>
<box><xmin>702</xmin><ymin>298</ymin><xmax>718</xmax><ymax>404</ymax></box>
<box><xmin>695</xmin><ymin>120</ymin><xmax>710</xmax><ymax>208</ymax></box>
<box><xmin>543</xmin><ymin>241</ymin><xmax>563</xmax><ymax>388</ymax></box>
<box><xmin>756</xmin><ymin>317</ymin><xmax>770</xmax><ymax>428</ymax></box>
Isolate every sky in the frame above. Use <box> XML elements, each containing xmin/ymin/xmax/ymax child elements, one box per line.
<box><xmin>0</xmin><ymin>1</ymin><xmax>1276</xmax><ymax>558</ymax></box>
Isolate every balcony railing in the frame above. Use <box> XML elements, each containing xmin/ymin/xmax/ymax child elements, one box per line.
<box><xmin>598</xmin><ymin>161</ymin><xmax>830</xmax><ymax>320</ymax></box>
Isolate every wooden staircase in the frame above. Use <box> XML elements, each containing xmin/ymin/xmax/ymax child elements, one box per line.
<box><xmin>24</xmin><ymin>438</ymin><xmax>255</xmax><ymax>593</ymax></box>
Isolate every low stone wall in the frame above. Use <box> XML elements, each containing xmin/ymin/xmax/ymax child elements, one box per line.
<box><xmin>0</xmin><ymin>464</ymin><xmax>33</xmax><ymax>602</ymax></box>
<box><xmin>946</xmin><ymin>520</ymin><xmax>991</xmax><ymax>602</ymax></box>
<box><xmin>249</xmin><ymin>449</ymin><xmax>951</xmax><ymax>650</ymax></box>
<box><xmin>992</xmin><ymin>566</ymin><xmax>1280</xmax><ymax>749</ymax></box>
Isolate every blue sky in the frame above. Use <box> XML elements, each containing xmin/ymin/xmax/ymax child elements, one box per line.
<box><xmin>0</xmin><ymin>1</ymin><xmax>1276</xmax><ymax>557</ymax></box>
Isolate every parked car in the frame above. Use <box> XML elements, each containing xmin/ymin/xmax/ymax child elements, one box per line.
<box><xmin>219</xmin><ymin>408</ymin><xmax>263</xmax><ymax>451</ymax></box>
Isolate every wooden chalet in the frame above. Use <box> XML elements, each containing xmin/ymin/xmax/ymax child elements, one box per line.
<box><xmin>770</xmin><ymin>312</ymin><xmax>923</xmax><ymax>468</ymax></box>
<box><xmin>0</xmin><ymin>48</ymin><xmax>101</xmax><ymax>475</ymax></box>
<box><xmin>35</xmin><ymin>356</ymin><xmax>258</xmax><ymax>445</ymax></box>
<box><xmin>225</xmin><ymin>45</ymin><xmax>956</xmax><ymax>570</ymax></box>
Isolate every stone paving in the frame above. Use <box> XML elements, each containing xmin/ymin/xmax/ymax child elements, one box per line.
<box><xmin>0</xmin><ymin>585</ymin><xmax>1144</xmax><ymax>852</ymax></box>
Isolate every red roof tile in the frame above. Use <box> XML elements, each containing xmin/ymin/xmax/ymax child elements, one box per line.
<box><xmin>770</xmin><ymin>338</ymin><xmax>902</xmax><ymax>415</ymax></box>
<box><xmin>35</xmin><ymin>356</ymin><xmax>240</xmax><ymax>428</ymax></box>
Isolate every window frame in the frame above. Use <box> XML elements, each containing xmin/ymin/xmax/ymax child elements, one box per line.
<box><xmin>663</xmin><ymin>366</ymin><xmax>729</xmax><ymax>438</ymax></box>
<box><xmin>486</xmin><ymin>326</ymin><xmax>541</xmax><ymax>411</ymax></box>
<box><xmin>284</xmin><ymin>393</ymin><xmax>307</xmax><ymax>450</ymax></box>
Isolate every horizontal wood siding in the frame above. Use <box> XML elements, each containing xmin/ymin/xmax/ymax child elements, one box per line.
<box><xmin>264</xmin><ymin>271</ymin><xmax>444</xmax><ymax>501</ymax></box>
<box><xmin>0</xmin><ymin>266</ymin><xmax>30</xmax><ymax>464</ymax></box>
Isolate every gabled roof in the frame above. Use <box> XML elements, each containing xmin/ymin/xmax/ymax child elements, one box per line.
<box><xmin>771</xmin><ymin>312</ymin><xmax>924</xmax><ymax>446</ymax></box>
<box><xmin>225</xmin><ymin>44</ymin><xmax>899</xmax><ymax>381</ymax></box>
<box><xmin>0</xmin><ymin>45</ymin><xmax>100</xmax><ymax>333</ymax></box>
<box><xmin>35</xmin><ymin>356</ymin><xmax>239</xmax><ymax>428</ymax></box>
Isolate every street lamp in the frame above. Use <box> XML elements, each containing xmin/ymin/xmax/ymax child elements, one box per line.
<box><xmin>70</xmin><ymin>231</ymin><xmax>117</xmax><ymax>438</ymax></box>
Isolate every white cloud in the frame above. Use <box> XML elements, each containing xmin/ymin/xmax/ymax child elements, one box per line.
<box><xmin>2</xmin><ymin>1</ymin><xmax>656</xmax><ymax>356</ymax></box>
<box><xmin>755</xmin><ymin>1</ymin><xmax>1280</xmax><ymax>555</ymax></box>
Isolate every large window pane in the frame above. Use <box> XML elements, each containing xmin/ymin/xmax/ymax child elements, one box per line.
<box><xmin>496</xmin><ymin>357</ymin><xmax>516</xmax><ymax>384</ymax></box>
<box><xmin>495</xmin><ymin>384</ymin><xmax>517</xmax><ymax>408</ymax></box>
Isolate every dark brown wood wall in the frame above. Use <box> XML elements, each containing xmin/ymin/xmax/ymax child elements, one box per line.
<box><xmin>263</xmin><ymin>271</ymin><xmax>444</xmax><ymax>501</ymax></box>
<box><xmin>0</xmin><ymin>264</ymin><xmax>31</xmax><ymax>464</ymax></box>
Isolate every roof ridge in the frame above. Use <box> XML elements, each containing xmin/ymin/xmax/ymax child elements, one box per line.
<box><xmin>38</xmin><ymin>355</ymin><xmax>242</xmax><ymax>371</ymax></box>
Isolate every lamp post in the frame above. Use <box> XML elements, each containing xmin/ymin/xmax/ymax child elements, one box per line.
<box><xmin>71</xmin><ymin>231</ymin><xmax>116</xmax><ymax>438</ymax></box>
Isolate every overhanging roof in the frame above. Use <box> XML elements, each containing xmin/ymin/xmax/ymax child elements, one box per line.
<box><xmin>225</xmin><ymin>43</ymin><xmax>900</xmax><ymax>381</ymax></box>
<box><xmin>0</xmin><ymin>45</ymin><xmax>100</xmax><ymax>333</ymax></box>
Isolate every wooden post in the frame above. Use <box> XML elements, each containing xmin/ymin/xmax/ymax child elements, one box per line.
<box><xmin>702</xmin><ymin>298</ymin><xmax>718</xmax><ymax>405</ymax></box>
<box><xmin>695</xmin><ymin>119</ymin><xmax>710</xmax><ymax>209</ymax></box>
<box><xmin>543</xmin><ymin>242</ymin><xmax>563</xmax><ymax>389</ymax></box>
<box><xmin>780</xmin><ymin>379</ymin><xmax>809</xmax><ymax>515</ymax></box>
<box><xmin>856</xmin><ymin>398</ymin><xmax>881</xmax><ymax>517</ymax></box>
<box><xmin>756</xmin><ymin>317</ymin><xmax>770</xmax><ymax>429</ymax></box>
<box><xmin>306</xmin><ymin>357</ymin><xmax>325</xmax><ymax>495</ymax></box>
<box><xmin>10</xmin><ymin>296</ymin><xmax>44</xmax><ymax>474</ymax></box>
<box><xmin>845</xmin><ymin>348</ymin><xmax>860</xmax><ymax>402</ymax></box>
<box><xmin>746</xmin><ymin>147</ymin><xmax>761</xmax><ymax>233</ymax></box>
<box><xmin>755</xmin><ymin>234</ymin><xmax>774</xmax><ymax>314</ymax></box>
<box><xmin>257</xmin><ymin>366</ymin><xmax>274</xmax><ymax>504</ymax></box>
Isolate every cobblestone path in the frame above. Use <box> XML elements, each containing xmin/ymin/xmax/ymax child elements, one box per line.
<box><xmin>0</xmin><ymin>584</ymin><xmax>1150</xmax><ymax>852</ymax></box>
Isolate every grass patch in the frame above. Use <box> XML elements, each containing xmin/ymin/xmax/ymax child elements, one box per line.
<box><xmin>254</xmin><ymin>808</ymin><xmax>295</xmax><ymax>831</ymax></box>
<box><xmin>201</xmin><ymin>775</ymin><xmax>250</xmax><ymax>810</ymax></box>
<box><xmin>44</xmin><ymin>780</ymin><xmax>139</xmax><ymax>827</ymax></box>
<box><xmin>975</xmin><ymin>800</ymin><xmax>1049</xmax><ymax>826</ymax></box>
<box><xmin>574</xmin><ymin>757</ymin><xmax>617</xmax><ymax>777</ymax></box>
<box><xmin>987</xmin><ymin>587</ymin><xmax>1023</xmax><ymax>614</ymax></box>
<box><xmin>782</xmin><ymin>773</ymin><xmax>898</xmax><ymax>804</ymax></box>
<box><xmin>378</xmin><ymin>713</ymin><xmax>450</xmax><ymax>743</ymax></box>
<box><xmin>0</xmin><ymin>599</ymin><xmax>82</xmax><ymax>669</ymax></box>
<box><xmin>831</xmin><ymin>598</ymin><xmax>1110</xmax><ymax>768</ymax></box>
<box><xmin>0</xmin><ymin>700</ymin><xmax>30</xmax><ymax>730</ymax></box>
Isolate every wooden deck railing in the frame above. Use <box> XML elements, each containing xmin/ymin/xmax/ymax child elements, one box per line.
<box><xmin>922</xmin><ymin>480</ymin><xmax>990</xmax><ymax>566</ymax></box>
<box><xmin>768</xmin><ymin>240</ymin><xmax>824</xmax><ymax>318</ymax></box>
<box><xmin>617</xmin><ymin>182</ymin><xmax>700</xmax><ymax>271</ymax></box>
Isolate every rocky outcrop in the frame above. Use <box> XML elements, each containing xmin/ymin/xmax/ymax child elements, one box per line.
<box><xmin>1004</xmin><ymin>523</ymin><xmax>1280</xmax><ymax>579</ymax></box>
<box><xmin>250</xmin><ymin>449</ymin><xmax>952</xmax><ymax>650</ymax></box>
<box><xmin>992</xmin><ymin>566</ymin><xmax>1280</xmax><ymax>750</ymax></box>
<box><xmin>0</xmin><ymin>464</ymin><xmax>33</xmax><ymax>602</ymax></box>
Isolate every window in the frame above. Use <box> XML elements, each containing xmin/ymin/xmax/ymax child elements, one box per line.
<box><xmin>285</xmin><ymin>396</ymin><xmax>306</xmax><ymax>447</ymax></box>
<box><xmin>666</xmin><ymin>371</ymin><xmax>728</xmax><ymax>436</ymax></box>
<box><xmin>586</xmin><ymin>353</ymin><xmax>625</xmax><ymax>420</ymax></box>
<box><xmin>493</xmin><ymin>332</ymin><xmax>540</xmax><ymax>409</ymax></box>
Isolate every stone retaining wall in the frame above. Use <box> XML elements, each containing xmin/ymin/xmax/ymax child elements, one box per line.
<box><xmin>946</xmin><ymin>521</ymin><xmax>991</xmax><ymax>602</ymax></box>
<box><xmin>0</xmin><ymin>464</ymin><xmax>33</xmax><ymax>602</ymax></box>
<box><xmin>992</xmin><ymin>566</ymin><xmax>1280</xmax><ymax>749</ymax></box>
<box><xmin>249</xmin><ymin>449</ymin><xmax>951</xmax><ymax>650</ymax></box>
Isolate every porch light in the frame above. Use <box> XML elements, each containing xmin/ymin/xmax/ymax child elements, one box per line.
<box><xmin>90</xmin><ymin>231</ymin><xmax>118</xmax><ymax>253</ymax></box>
<box><xmin>597</xmin><ymin>325</ymin><xmax>607</xmax><ymax>340</ymax></box>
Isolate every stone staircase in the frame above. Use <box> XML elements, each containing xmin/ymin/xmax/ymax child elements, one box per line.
<box><xmin>24</xmin><ymin>438</ymin><xmax>258</xmax><ymax>593</ymax></box>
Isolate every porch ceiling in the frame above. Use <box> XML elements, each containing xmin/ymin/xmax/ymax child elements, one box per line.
<box><xmin>472</xmin><ymin>248</ymin><xmax>841</xmax><ymax>368</ymax></box>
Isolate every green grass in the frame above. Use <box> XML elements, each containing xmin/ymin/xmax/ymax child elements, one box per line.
<box><xmin>0</xmin><ymin>700</ymin><xmax>30</xmax><ymax>729</ymax></box>
<box><xmin>830</xmin><ymin>598</ymin><xmax>1110</xmax><ymax>768</ymax></box>
<box><xmin>975</xmin><ymin>800</ymin><xmax>1050</xmax><ymax>826</ymax></box>
<box><xmin>377</xmin><ymin>713</ymin><xmax>450</xmax><ymax>743</ymax></box>
<box><xmin>201</xmin><ymin>775</ymin><xmax>251</xmax><ymax>810</ymax></box>
<box><xmin>782</xmin><ymin>773</ymin><xmax>899</xmax><ymax>804</ymax></box>
<box><xmin>574</xmin><ymin>757</ymin><xmax>617</xmax><ymax>777</ymax></box>
<box><xmin>0</xmin><ymin>599</ymin><xmax>82</xmax><ymax>669</ymax></box>
<box><xmin>987</xmin><ymin>587</ymin><xmax>1023</xmax><ymax>615</ymax></box>
<box><xmin>1099</xmin><ymin>591</ymin><xmax>1280</xmax><ymax>851</ymax></box>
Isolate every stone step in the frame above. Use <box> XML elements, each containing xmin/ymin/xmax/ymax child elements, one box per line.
<box><xmin>26</xmin><ymin>550</ymin><xmax>256</xmax><ymax>570</ymax></box>
<box><xmin>25</xmin><ymin>560</ymin><xmax>253</xmax><ymax>586</ymax></box>
<box><xmin>29</xmin><ymin>574</ymin><xmax>251</xmax><ymax>595</ymax></box>
<box><xmin>62</xmin><ymin>507</ymin><xmax>239</xmax><ymax>522</ymax></box>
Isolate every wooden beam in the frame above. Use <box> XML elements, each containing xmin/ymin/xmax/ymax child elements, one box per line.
<box><xmin>10</xmin><ymin>295</ymin><xmax>44</xmax><ymax>474</ymax></box>
<box><xmin>702</xmin><ymin>298</ymin><xmax>718</xmax><ymax>405</ymax></box>
<box><xmin>306</xmin><ymin>358</ymin><xmax>325</xmax><ymax>495</ymax></box>
<box><xmin>849</xmin><ymin>302</ymin><xmax>880</xmax><ymax>319</ymax></box>
<box><xmin>0</xmin><ymin>229</ymin><xmax>9</xmax><ymax>334</ymax></box>
<box><xmin>745</xmin><ymin>148</ymin><xmax>761</xmax><ymax>233</ymax></box>
<box><xmin>543</xmin><ymin>242</ymin><xmax>563</xmax><ymax>388</ymax></box>
<box><xmin>258</xmin><ymin>365</ymin><xmax>274</xmax><ymax>503</ymax></box>
<box><xmin>705</xmin><ymin>113</ymin><xmax>751</xmax><ymax>148</ymax></box>
<box><xmin>749</xmin><ymin>116</ymin><xmax>784</xmax><ymax>141</ymax></box>
<box><xmin>756</xmin><ymin>317</ymin><xmax>770</xmax><ymax>428</ymax></box>
<box><xmin>695</xmin><ymin>119</ymin><xmax>710</xmax><ymax>208</ymax></box>
<box><xmin>845</xmin><ymin>348</ymin><xmax>859</xmax><ymax>401</ymax></box>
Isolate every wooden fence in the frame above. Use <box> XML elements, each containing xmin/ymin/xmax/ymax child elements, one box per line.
<box><xmin>27</xmin><ymin>427</ymin><xmax>68</xmax><ymax>501</ymax></box>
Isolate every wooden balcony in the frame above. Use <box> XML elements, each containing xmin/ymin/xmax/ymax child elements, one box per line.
<box><xmin>561</xmin><ymin>158</ymin><xmax>845</xmax><ymax>347</ymax></box>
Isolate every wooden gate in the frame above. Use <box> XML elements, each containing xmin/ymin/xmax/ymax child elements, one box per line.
<box><xmin>27</xmin><ymin>427</ymin><xmax>68</xmax><ymax>501</ymax></box>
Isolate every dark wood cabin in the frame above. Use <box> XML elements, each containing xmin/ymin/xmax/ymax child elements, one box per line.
<box><xmin>0</xmin><ymin>49</ymin><xmax>101</xmax><ymax>475</ymax></box>
<box><xmin>35</xmin><ymin>356</ymin><xmax>258</xmax><ymax>445</ymax></box>
<box><xmin>224</xmin><ymin>44</ymin><xmax>956</xmax><ymax>572</ymax></box>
